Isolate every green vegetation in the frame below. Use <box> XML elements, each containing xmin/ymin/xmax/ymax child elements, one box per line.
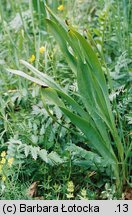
<box><xmin>0</xmin><ymin>0</ymin><xmax>131</xmax><ymax>200</ymax></box>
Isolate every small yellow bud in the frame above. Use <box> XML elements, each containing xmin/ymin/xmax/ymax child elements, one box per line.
<box><xmin>58</xmin><ymin>5</ymin><xmax>64</xmax><ymax>11</ymax></box>
<box><xmin>29</xmin><ymin>54</ymin><xmax>35</xmax><ymax>63</ymax></box>
<box><xmin>39</xmin><ymin>46</ymin><xmax>45</xmax><ymax>54</ymax></box>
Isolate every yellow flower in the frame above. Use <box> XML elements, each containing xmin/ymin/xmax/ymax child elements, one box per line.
<box><xmin>39</xmin><ymin>46</ymin><xmax>45</xmax><ymax>54</ymax></box>
<box><xmin>58</xmin><ymin>5</ymin><xmax>64</xmax><ymax>11</ymax></box>
<box><xmin>8</xmin><ymin>158</ymin><xmax>14</xmax><ymax>167</ymax></box>
<box><xmin>67</xmin><ymin>181</ymin><xmax>74</xmax><ymax>193</ymax></box>
<box><xmin>2</xmin><ymin>175</ymin><xmax>6</xmax><ymax>182</ymax></box>
<box><xmin>1</xmin><ymin>158</ymin><xmax>6</xmax><ymax>165</ymax></box>
<box><xmin>66</xmin><ymin>193</ymin><xmax>74</xmax><ymax>199</ymax></box>
<box><xmin>29</xmin><ymin>54</ymin><xmax>35</xmax><ymax>63</ymax></box>
<box><xmin>1</xmin><ymin>151</ymin><xmax>6</xmax><ymax>158</ymax></box>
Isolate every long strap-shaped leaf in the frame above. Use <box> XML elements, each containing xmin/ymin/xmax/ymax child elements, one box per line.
<box><xmin>20</xmin><ymin>60</ymin><xmax>63</xmax><ymax>91</ymax></box>
<box><xmin>6</xmin><ymin>62</ymin><xmax>90</xmax><ymax>120</ymax></box>
<box><xmin>46</xmin><ymin>19</ymin><xmax>77</xmax><ymax>74</ymax></box>
<box><xmin>60</xmin><ymin>106</ymin><xmax>116</xmax><ymax>162</ymax></box>
<box><xmin>6</xmin><ymin>68</ymin><xmax>48</xmax><ymax>87</ymax></box>
<box><xmin>68</xmin><ymin>30</ymin><xmax>114</xmax><ymax>122</ymax></box>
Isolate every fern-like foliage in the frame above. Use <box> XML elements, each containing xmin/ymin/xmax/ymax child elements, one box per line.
<box><xmin>7</xmin><ymin>137</ymin><xmax>64</xmax><ymax>166</ymax></box>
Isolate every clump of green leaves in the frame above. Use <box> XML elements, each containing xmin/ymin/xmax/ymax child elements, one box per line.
<box><xmin>6</xmin><ymin>4</ymin><xmax>131</xmax><ymax>197</ymax></box>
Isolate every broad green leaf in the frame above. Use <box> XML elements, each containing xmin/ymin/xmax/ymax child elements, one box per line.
<box><xmin>20</xmin><ymin>60</ymin><xmax>62</xmax><ymax>91</ymax></box>
<box><xmin>68</xmin><ymin>30</ymin><xmax>115</xmax><ymax>126</ymax></box>
<box><xmin>60</xmin><ymin>106</ymin><xmax>117</xmax><ymax>164</ymax></box>
<box><xmin>46</xmin><ymin>19</ymin><xmax>77</xmax><ymax>74</ymax></box>
<box><xmin>56</xmin><ymin>89</ymin><xmax>90</xmax><ymax>119</ymax></box>
<box><xmin>41</xmin><ymin>87</ymin><xmax>65</xmax><ymax>108</ymax></box>
<box><xmin>6</xmin><ymin>68</ymin><xmax>48</xmax><ymax>87</ymax></box>
<box><xmin>69</xmin><ymin>59</ymin><xmax>111</xmax><ymax>146</ymax></box>
<box><xmin>69</xmin><ymin>29</ymin><xmax>107</xmax><ymax>88</ymax></box>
